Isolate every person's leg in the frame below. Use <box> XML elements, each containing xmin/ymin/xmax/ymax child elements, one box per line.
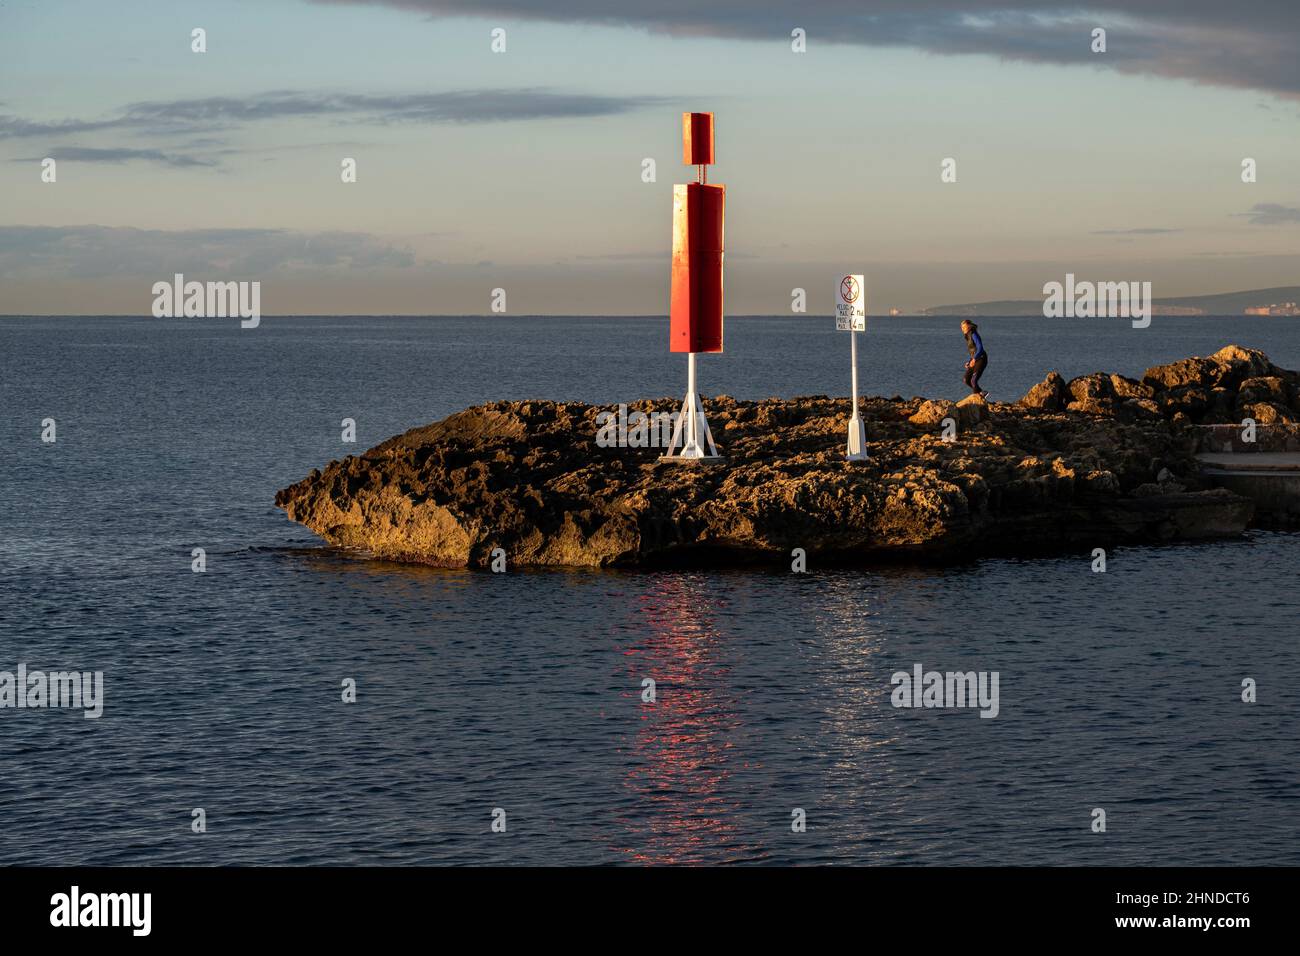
<box><xmin>964</xmin><ymin>364</ymin><xmax>975</xmax><ymax>391</ymax></box>
<box><xmin>971</xmin><ymin>355</ymin><xmax>988</xmax><ymax>393</ymax></box>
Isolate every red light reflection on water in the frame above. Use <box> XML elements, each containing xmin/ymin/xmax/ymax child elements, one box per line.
<box><xmin>613</xmin><ymin>573</ymin><xmax>765</xmax><ymax>865</ymax></box>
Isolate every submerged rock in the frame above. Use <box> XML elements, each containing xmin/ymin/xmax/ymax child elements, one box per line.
<box><xmin>276</xmin><ymin>347</ymin><xmax>1292</xmax><ymax>569</ymax></box>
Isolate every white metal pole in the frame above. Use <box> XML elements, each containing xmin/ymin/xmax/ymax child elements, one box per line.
<box><xmin>846</xmin><ymin>325</ymin><xmax>868</xmax><ymax>461</ymax></box>
<box><xmin>687</xmin><ymin>351</ymin><xmax>698</xmax><ymax>449</ymax></box>
<box><xmin>851</xmin><ymin>330</ymin><xmax>859</xmax><ymax>415</ymax></box>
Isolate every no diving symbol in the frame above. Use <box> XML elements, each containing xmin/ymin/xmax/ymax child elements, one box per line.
<box><xmin>840</xmin><ymin>276</ymin><xmax>860</xmax><ymax>304</ymax></box>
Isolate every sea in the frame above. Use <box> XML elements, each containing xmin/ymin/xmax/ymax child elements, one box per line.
<box><xmin>1</xmin><ymin>314</ymin><xmax>1297</xmax><ymax>865</ymax></box>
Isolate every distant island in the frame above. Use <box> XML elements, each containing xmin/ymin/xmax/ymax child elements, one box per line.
<box><xmin>915</xmin><ymin>286</ymin><xmax>1300</xmax><ymax>317</ymax></box>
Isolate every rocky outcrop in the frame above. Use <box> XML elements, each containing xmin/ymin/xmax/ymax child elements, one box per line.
<box><xmin>908</xmin><ymin>394</ymin><xmax>987</xmax><ymax>428</ymax></box>
<box><xmin>1021</xmin><ymin>345</ymin><xmax>1300</xmax><ymax>427</ymax></box>
<box><xmin>955</xmin><ymin>393</ymin><xmax>990</xmax><ymax>425</ymax></box>
<box><xmin>272</xmin><ymin>348</ymin><xmax>1294</xmax><ymax>569</ymax></box>
<box><xmin>1020</xmin><ymin>371</ymin><xmax>1067</xmax><ymax>411</ymax></box>
<box><xmin>908</xmin><ymin>399</ymin><xmax>955</xmax><ymax>427</ymax></box>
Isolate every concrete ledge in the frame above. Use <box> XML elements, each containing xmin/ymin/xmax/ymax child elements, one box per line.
<box><xmin>1196</xmin><ymin>424</ymin><xmax>1300</xmax><ymax>454</ymax></box>
<box><xmin>1198</xmin><ymin>452</ymin><xmax>1300</xmax><ymax>475</ymax></box>
<box><xmin>1197</xmin><ymin>453</ymin><xmax>1300</xmax><ymax>523</ymax></box>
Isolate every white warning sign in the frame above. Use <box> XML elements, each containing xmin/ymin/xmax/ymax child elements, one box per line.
<box><xmin>835</xmin><ymin>274</ymin><xmax>866</xmax><ymax>331</ymax></box>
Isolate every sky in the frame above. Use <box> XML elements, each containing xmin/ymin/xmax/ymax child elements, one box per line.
<box><xmin>0</xmin><ymin>0</ymin><xmax>1297</xmax><ymax>314</ymax></box>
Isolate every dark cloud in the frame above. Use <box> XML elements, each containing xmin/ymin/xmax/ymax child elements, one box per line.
<box><xmin>0</xmin><ymin>115</ymin><xmax>125</xmax><ymax>138</ymax></box>
<box><xmin>311</xmin><ymin>1</ymin><xmax>1300</xmax><ymax>98</ymax></box>
<box><xmin>1240</xmin><ymin>203</ymin><xmax>1300</xmax><ymax>225</ymax></box>
<box><xmin>15</xmin><ymin>147</ymin><xmax>216</xmax><ymax>168</ymax></box>
<box><xmin>0</xmin><ymin>89</ymin><xmax>664</xmax><ymax>140</ymax></box>
<box><xmin>0</xmin><ymin>225</ymin><xmax>419</xmax><ymax>278</ymax></box>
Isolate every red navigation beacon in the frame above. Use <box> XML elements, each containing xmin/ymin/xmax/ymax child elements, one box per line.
<box><xmin>670</xmin><ymin>112</ymin><xmax>724</xmax><ymax>354</ymax></box>
<box><xmin>662</xmin><ymin>112</ymin><xmax>724</xmax><ymax>460</ymax></box>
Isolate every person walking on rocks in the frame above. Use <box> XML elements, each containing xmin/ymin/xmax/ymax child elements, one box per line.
<box><xmin>961</xmin><ymin>320</ymin><xmax>988</xmax><ymax>398</ymax></box>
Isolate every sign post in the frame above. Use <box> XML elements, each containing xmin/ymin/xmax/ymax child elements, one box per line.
<box><xmin>835</xmin><ymin>274</ymin><xmax>868</xmax><ymax>461</ymax></box>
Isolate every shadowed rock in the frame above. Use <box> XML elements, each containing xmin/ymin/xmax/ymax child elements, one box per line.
<box><xmin>1021</xmin><ymin>345</ymin><xmax>1300</xmax><ymax>426</ymax></box>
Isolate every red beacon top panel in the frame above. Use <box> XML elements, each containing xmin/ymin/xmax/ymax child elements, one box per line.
<box><xmin>682</xmin><ymin>112</ymin><xmax>714</xmax><ymax>166</ymax></box>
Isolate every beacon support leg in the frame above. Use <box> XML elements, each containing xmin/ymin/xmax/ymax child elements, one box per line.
<box><xmin>665</xmin><ymin>352</ymin><xmax>720</xmax><ymax>460</ymax></box>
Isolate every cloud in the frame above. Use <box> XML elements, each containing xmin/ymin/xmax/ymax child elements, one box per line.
<box><xmin>0</xmin><ymin>89</ymin><xmax>664</xmax><ymax>140</ymax></box>
<box><xmin>0</xmin><ymin>225</ymin><xmax>420</xmax><ymax>279</ymax></box>
<box><xmin>311</xmin><ymin>1</ymin><xmax>1300</xmax><ymax>99</ymax></box>
<box><xmin>1239</xmin><ymin>203</ymin><xmax>1300</xmax><ymax>224</ymax></box>
<box><xmin>574</xmin><ymin>250</ymin><xmax>759</xmax><ymax>260</ymax></box>
<box><xmin>574</xmin><ymin>251</ymin><xmax>661</xmax><ymax>261</ymax></box>
<box><xmin>15</xmin><ymin>147</ymin><xmax>217</xmax><ymax>168</ymax></box>
<box><xmin>1091</xmin><ymin>227</ymin><xmax>1181</xmax><ymax>235</ymax></box>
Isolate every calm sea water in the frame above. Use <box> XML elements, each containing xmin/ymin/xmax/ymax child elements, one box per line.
<box><xmin>1</xmin><ymin>315</ymin><xmax>1297</xmax><ymax>865</ymax></box>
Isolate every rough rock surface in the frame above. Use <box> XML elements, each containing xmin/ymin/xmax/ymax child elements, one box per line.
<box><xmin>1024</xmin><ymin>346</ymin><xmax>1300</xmax><ymax>427</ymax></box>
<box><xmin>275</xmin><ymin>347</ymin><xmax>1293</xmax><ymax>569</ymax></box>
